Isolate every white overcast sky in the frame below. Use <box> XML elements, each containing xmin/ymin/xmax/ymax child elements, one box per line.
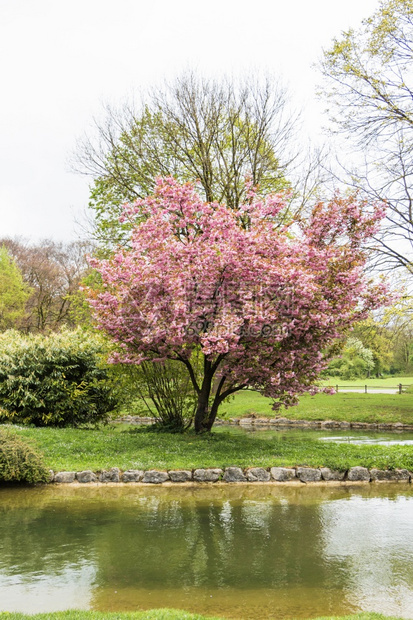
<box><xmin>0</xmin><ymin>0</ymin><xmax>380</xmax><ymax>242</ymax></box>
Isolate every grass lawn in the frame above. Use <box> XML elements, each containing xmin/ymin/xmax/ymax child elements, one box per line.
<box><xmin>4</xmin><ymin>375</ymin><xmax>413</xmax><ymax>475</ymax></box>
<box><xmin>0</xmin><ymin>611</ymin><xmax>403</xmax><ymax>620</ymax></box>
<box><xmin>322</xmin><ymin>376</ymin><xmax>413</xmax><ymax>388</ymax></box>
<box><xmin>220</xmin><ymin>389</ymin><xmax>413</xmax><ymax>425</ymax></box>
<box><xmin>8</xmin><ymin>422</ymin><xmax>413</xmax><ymax>473</ymax></box>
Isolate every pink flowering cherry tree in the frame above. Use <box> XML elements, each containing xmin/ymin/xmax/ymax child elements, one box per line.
<box><xmin>87</xmin><ymin>177</ymin><xmax>386</xmax><ymax>432</ymax></box>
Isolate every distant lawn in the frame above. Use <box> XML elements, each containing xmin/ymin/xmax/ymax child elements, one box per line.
<box><xmin>322</xmin><ymin>376</ymin><xmax>413</xmax><ymax>388</ymax></box>
<box><xmin>220</xmin><ymin>389</ymin><xmax>413</xmax><ymax>425</ymax></box>
<box><xmin>117</xmin><ymin>376</ymin><xmax>413</xmax><ymax>425</ymax></box>
<box><xmin>6</xmin><ymin>422</ymin><xmax>413</xmax><ymax>473</ymax></box>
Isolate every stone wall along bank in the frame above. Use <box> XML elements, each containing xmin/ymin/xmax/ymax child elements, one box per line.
<box><xmin>49</xmin><ymin>466</ymin><xmax>413</xmax><ymax>485</ymax></box>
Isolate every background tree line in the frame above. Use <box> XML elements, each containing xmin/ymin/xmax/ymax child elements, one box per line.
<box><xmin>0</xmin><ymin>238</ymin><xmax>91</xmax><ymax>333</ymax></box>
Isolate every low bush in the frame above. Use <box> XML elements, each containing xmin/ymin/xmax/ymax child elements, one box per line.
<box><xmin>119</xmin><ymin>358</ymin><xmax>200</xmax><ymax>432</ymax></box>
<box><xmin>0</xmin><ymin>428</ymin><xmax>49</xmax><ymax>483</ymax></box>
<box><xmin>0</xmin><ymin>329</ymin><xmax>121</xmax><ymax>427</ymax></box>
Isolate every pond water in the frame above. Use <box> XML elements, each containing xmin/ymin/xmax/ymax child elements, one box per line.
<box><xmin>217</xmin><ymin>424</ymin><xmax>413</xmax><ymax>445</ymax></box>
<box><xmin>1</xmin><ymin>485</ymin><xmax>413</xmax><ymax>619</ymax></box>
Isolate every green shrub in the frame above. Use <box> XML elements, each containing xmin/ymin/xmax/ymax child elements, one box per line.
<box><xmin>0</xmin><ymin>428</ymin><xmax>49</xmax><ymax>483</ymax></box>
<box><xmin>119</xmin><ymin>358</ymin><xmax>200</xmax><ymax>431</ymax></box>
<box><xmin>0</xmin><ymin>329</ymin><xmax>120</xmax><ymax>427</ymax></box>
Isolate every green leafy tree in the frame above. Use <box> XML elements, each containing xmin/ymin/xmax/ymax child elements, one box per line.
<box><xmin>0</xmin><ymin>246</ymin><xmax>31</xmax><ymax>331</ymax></box>
<box><xmin>74</xmin><ymin>73</ymin><xmax>323</xmax><ymax>250</ymax></box>
<box><xmin>352</xmin><ymin>318</ymin><xmax>394</xmax><ymax>376</ymax></box>
<box><xmin>380</xmin><ymin>296</ymin><xmax>413</xmax><ymax>372</ymax></box>
<box><xmin>327</xmin><ymin>337</ymin><xmax>375</xmax><ymax>380</ymax></box>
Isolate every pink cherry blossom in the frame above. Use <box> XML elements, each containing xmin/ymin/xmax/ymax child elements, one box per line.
<box><xmin>86</xmin><ymin>177</ymin><xmax>387</xmax><ymax>432</ymax></box>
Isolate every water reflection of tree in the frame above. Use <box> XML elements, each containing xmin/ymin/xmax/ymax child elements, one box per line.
<box><xmin>0</xmin><ymin>491</ymin><xmax>96</xmax><ymax>576</ymax></box>
<box><xmin>1</xmin><ymin>486</ymin><xmax>348</xmax><ymax>590</ymax></box>
<box><xmin>7</xmin><ymin>484</ymin><xmax>412</xmax><ymax>615</ymax></box>
<box><xmin>90</xmin><ymin>491</ymin><xmax>347</xmax><ymax>593</ymax></box>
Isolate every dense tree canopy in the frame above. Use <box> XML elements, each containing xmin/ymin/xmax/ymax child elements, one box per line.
<box><xmin>327</xmin><ymin>337</ymin><xmax>375</xmax><ymax>380</ymax></box>
<box><xmin>87</xmin><ymin>178</ymin><xmax>386</xmax><ymax>432</ymax></box>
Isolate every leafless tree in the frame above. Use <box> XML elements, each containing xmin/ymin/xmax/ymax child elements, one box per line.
<box><xmin>319</xmin><ymin>0</ymin><xmax>413</xmax><ymax>273</ymax></box>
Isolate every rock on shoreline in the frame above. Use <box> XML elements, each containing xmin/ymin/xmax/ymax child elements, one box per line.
<box><xmin>48</xmin><ymin>466</ymin><xmax>412</xmax><ymax>485</ymax></box>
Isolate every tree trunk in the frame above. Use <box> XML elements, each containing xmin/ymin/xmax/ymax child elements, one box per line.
<box><xmin>193</xmin><ymin>362</ymin><xmax>236</xmax><ymax>432</ymax></box>
<box><xmin>194</xmin><ymin>376</ymin><xmax>229</xmax><ymax>432</ymax></box>
<box><xmin>194</xmin><ymin>398</ymin><xmax>210</xmax><ymax>433</ymax></box>
<box><xmin>194</xmin><ymin>361</ymin><xmax>213</xmax><ymax>432</ymax></box>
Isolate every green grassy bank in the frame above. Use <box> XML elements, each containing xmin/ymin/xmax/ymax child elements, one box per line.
<box><xmin>0</xmin><ymin>610</ymin><xmax>403</xmax><ymax>620</ymax></box>
<box><xmin>3</xmin><ymin>381</ymin><xmax>413</xmax><ymax>476</ymax></box>
<box><xmin>8</xmin><ymin>423</ymin><xmax>413</xmax><ymax>473</ymax></box>
<box><xmin>0</xmin><ymin>612</ymin><xmax>219</xmax><ymax>620</ymax></box>
<box><xmin>221</xmin><ymin>389</ymin><xmax>413</xmax><ymax>425</ymax></box>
